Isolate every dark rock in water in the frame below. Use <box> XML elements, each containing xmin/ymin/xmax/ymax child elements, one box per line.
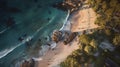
<box><xmin>6</xmin><ymin>17</ymin><xmax>15</xmax><ymax>27</ymax></box>
<box><xmin>18</xmin><ymin>34</ymin><xmax>27</xmax><ymax>41</ymax></box>
<box><xmin>47</xmin><ymin>18</ymin><xmax>50</xmax><ymax>21</ymax></box>
<box><xmin>23</xmin><ymin>33</ymin><xmax>27</xmax><ymax>37</ymax></box>
<box><xmin>18</xmin><ymin>37</ymin><xmax>24</xmax><ymax>41</ymax></box>
<box><xmin>45</xmin><ymin>37</ymin><xmax>48</xmax><ymax>40</ymax></box>
<box><xmin>47</xmin><ymin>43</ymin><xmax>51</xmax><ymax>46</ymax></box>
<box><xmin>38</xmin><ymin>38</ymin><xmax>41</xmax><ymax>41</ymax></box>
<box><xmin>20</xmin><ymin>59</ymin><xmax>35</xmax><ymax>67</ymax></box>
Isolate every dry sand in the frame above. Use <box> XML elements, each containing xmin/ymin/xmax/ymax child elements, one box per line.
<box><xmin>37</xmin><ymin>5</ymin><xmax>98</xmax><ymax>67</ymax></box>
<box><xmin>37</xmin><ymin>39</ymin><xmax>79</xmax><ymax>67</ymax></box>
<box><xmin>71</xmin><ymin>7</ymin><xmax>98</xmax><ymax>32</ymax></box>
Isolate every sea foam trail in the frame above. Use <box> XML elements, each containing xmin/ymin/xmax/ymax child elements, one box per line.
<box><xmin>0</xmin><ymin>36</ymin><xmax>32</xmax><ymax>59</ymax></box>
<box><xmin>36</xmin><ymin>11</ymin><xmax>70</xmax><ymax>58</ymax></box>
<box><xmin>0</xmin><ymin>27</ymin><xmax>11</xmax><ymax>34</ymax></box>
<box><xmin>0</xmin><ymin>20</ymin><xmax>23</xmax><ymax>34</ymax></box>
<box><xmin>0</xmin><ymin>16</ymin><xmax>56</xmax><ymax>59</ymax></box>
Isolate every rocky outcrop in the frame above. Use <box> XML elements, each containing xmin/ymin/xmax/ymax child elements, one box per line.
<box><xmin>20</xmin><ymin>59</ymin><xmax>35</xmax><ymax>67</ymax></box>
<box><xmin>63</xmin><ymin>32</ymin><xmax>78</xmax><ymax>45</ymax></box>
<box><xmin>52</xmin><ymin>0</ymin><xmax>85</xmax><ymax>13</ymax></box>
<box><xmin>51</xmin><ymin>30</ymin><xmax>63</xmax><ymax>43</ymax></box>
<box><xmin>51</xmin><ymin>30</ymin><xmax>78</xmax><ymax>44</ymax></box>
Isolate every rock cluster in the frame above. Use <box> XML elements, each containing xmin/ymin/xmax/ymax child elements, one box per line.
<box><xmin>20</xmin><ymin>59</ymin><xmax>35</xmax><ymax>67</ymax></box>
<box><xmin>51</xmin><ymin>30</ymin><xmax>78</xmax><ymax>44</ymax></box>
<box><xmin>52</xmin><ymin>0</ymin><xmax>86</xmax><ymax>13</ymax></box>
<box><xmin>63</xmin><ymin>32</ymin><xmax>78</xmax><ymax>45</ymax></box>
<box><xmin>51</xmin><ymin>30</ymin><xmax>63</xmax><ymax>43</ymax></box>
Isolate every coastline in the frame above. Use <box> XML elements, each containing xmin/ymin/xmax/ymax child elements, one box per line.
<box><xmin>36</xmin><ymin>2</ymin><xmax>98</xmax><ymax>67</ymax></box>
<box><xmin>36</xmin><ymin>9</ymin><xmax>79</xmax><ymax>67</ymax></box>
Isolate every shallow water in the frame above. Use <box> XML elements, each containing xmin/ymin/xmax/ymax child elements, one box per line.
<box><xmin>0</xmin><ymin>0</ymin><xmax>68</xmax><ymax>67</ymax></box>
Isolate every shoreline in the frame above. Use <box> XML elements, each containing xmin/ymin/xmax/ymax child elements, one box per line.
<box><xmin>37</xmin><ymin>5</ymin><xmax>96</xmax><ymax>67</ymax></box>
<box><xmin>36</xmin><ymin>9</ymin><xmax>80</xmax><ymax>67</ymax></box>
<box><xmin>37</xmin><ymin>3</ymin><xmax>98</xmax><ymax>67</ymax></box>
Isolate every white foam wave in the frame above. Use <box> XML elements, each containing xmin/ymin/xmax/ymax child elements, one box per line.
<box><xmin>51</xmin><ymin>42</ymin><xmax>57</xmax><ymax>49</ymax></box>
<box><xmin>0</xmin><ymin>27</ymin><xmax>10</xmax><ymax>34</ymax></box>
<box><xmin>0</xmin><ymin>48</ymin><xmax>15</xmax><ymax>59</ymax></box>
<box><xmin>60</xmin><ymin>10</ymin><xmax>70</xmax><ymax>30</ymax></box>
<box><xmin>34</xmin><ymin>16</ymin><xmax>55</xmax><ymax>37</ymax></box>
<box><xmin>0</xmin><ymin>36</ymin><xmax>33</xmax><ymax>59</ymax></box>
<box><xmin>32</xmin><ymin>57</ymin><xmax>43</xmax><ymax>61</ymax></box>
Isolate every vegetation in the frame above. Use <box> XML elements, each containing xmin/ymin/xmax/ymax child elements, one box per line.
<box><xmin>113</xmin><ymin>34</ymin><xmax>120</xmax><ymax>46</ymax></box>
<box><xmin>89</xmin><ymin>0</ymin><xmax>120</xmax><ymax>46</ymax></box>
<box><xmin>60</xmin><ymin>0</ymin><xmax>120</xmax><ymax>67</ymax></box>
<box><xmin>79</xmin><ymin>34</ymin><xmax>92</xmax><ymax>45</ymax></box>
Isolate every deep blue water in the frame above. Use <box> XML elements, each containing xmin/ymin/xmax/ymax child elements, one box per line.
<box><xmin>0</xmin><ymin>0</ymin><xmax>68</xmax><ymax>67</ymax></box>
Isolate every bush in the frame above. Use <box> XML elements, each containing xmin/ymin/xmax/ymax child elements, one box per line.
<box><xmin>90</xmin><ymin>39</ymin><xmax>98</xmax><ymax>49</ymax></box>
<box><xmin>79</xmin><ymin>34</ymin><xmax>92</xmax><ymax>45</ymax></box>
<box><xmin>113</xmin><ymin>34</ymin><xmax>120</xmax><ymax>46</ymax></box>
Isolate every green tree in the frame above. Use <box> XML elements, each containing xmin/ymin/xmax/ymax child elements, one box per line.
<box><xmin>90</xmin><ymin>39</ymin><xmax>98</xmax><ymax>49</ymax></box>
<box><xmin>104</xmin><ymin>29</ymin><xmax>112</xmax><ymax>36</ymax></box>
<box><xmin>109</xmin><ymin>0</ymin><xmax>118</xmax><ymax>8</ymax></box>
<box><xmin>79</xmin><ymin>34</ymin><xmax>92</xmax><ymax>45</ymax></box>
<box><xmin>102</xmin><ymin>1</ymin><xmax>107</xmax><ymax>11</ymax></box>
<box><xmin>84</xmin><ymin>45</ymin><xmax>94</xmax><ymax>55</ymax></box>
<box><xmin>113</xmin><ymin>34</ymin><xmax>120</xmax><ymax>46</ymax></box>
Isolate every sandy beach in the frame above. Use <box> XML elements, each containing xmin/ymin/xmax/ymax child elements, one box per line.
<box><xmin>36</xmin><ymin>4</ymin><xmax>98</xmax><ymax>67</ymax></box>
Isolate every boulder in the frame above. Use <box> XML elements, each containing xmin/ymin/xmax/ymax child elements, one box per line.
<box><xmin>63</xmin><ymin>32</ymin><xmax>78</xmax><ymax>45</ymax></box>
<box><xmin>20</xmin><ymin>59</ymin><xmax>35</xmax><ymax>67</ymax></box>
<box><xmin>51</xmin><ymin>30</ymin><xmax>63</xmax><ymax>43</ymax></box>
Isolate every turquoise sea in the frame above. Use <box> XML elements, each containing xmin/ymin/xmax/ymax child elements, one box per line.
<box><xmin>0</xmin><ymin>0</ymin><xmax>68</xmax><ymax>67</ymax></box>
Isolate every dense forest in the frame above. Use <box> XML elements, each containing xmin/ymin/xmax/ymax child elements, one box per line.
<box><xmin>60</xmin><ymin>0</ymin><xmax>120</xmax><ymax>67</ymax></box>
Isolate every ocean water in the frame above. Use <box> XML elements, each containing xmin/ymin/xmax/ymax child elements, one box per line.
<box><xmin>0</xmin><ymin>0</ymin><xmax>69</xmax><ymax>67</ymax></box>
